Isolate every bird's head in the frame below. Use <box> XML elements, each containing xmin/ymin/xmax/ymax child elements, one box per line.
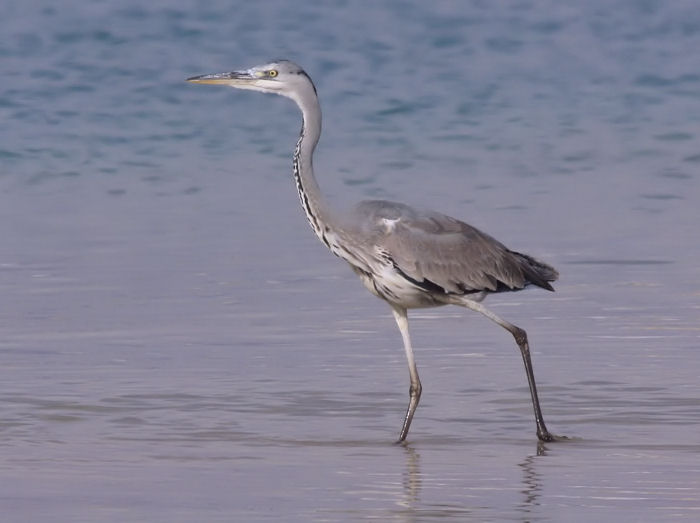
<box><xmin>187</xmin><ymin>60</ymin><xmax>316</xmax><ymax>102</ymax></box>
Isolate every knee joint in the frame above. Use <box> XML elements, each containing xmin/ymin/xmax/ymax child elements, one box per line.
<box><xmin>409</xmin><ymin>382</ymin><xmax>422</xmax><ymax>398</ymax></box>
<box><xmin>513</xmin><ymin>327</ymin><xmax>528</xmax><ymax>347</ymax></box>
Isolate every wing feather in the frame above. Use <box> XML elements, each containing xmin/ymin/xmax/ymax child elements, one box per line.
<box><xmin>354</xmin><ymin>200</ymin><xmax>557</xmax><ymax>295</ymax></box>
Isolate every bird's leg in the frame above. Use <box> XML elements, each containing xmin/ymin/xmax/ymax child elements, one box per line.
<box><xmin>391</xmin><ymin>306</ymin><xmax>422</xmax><ymax>443</ymax></box>
<box><xmin>511</xmin><ymin>326</ymin><xmax>555</xmax><ymax>442</ymax></box>
<box><xmin>460</xmin><ymin>300</ymin><xmax>555</xmax><ymax>442</ymax></box>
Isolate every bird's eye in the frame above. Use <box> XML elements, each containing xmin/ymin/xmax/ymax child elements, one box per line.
<box><xmin>268</xmin><ymin>69</ymin><xmax>278</xmax><ymax>78</ymax></box>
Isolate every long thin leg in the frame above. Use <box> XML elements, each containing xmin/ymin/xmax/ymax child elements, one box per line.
<box><xmin>391</xmin><ymin>305</ymin><xmax>422</xmax><ymax>443</ymax></box>
<box><xmin>460</xmin><ymin>299</ymin><xmax>555</xmax><ymax>442</ymax></box>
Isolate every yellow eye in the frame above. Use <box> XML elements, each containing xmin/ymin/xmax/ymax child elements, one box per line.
<box><xmin>268</xmin><ymin>69</ymin><xmax>278</xmax><ymax>78</ymax></box>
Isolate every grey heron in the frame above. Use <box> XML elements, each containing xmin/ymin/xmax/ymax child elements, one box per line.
<box><xmin>187</xmin><ymin>60</ymin><xmax>558</xmax><ymax>443</ymax></box>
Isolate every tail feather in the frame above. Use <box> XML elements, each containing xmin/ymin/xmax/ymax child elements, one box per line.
<box><xmin>511</xmin><ymin>251</ymin><xmax>559</xmax><ymax>292</ymax></box>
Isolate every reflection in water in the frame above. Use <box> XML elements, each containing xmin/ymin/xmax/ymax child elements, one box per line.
<box><xmin>517</xmin><ymin>442</ymin><xmax>549</xmax><ymax>520</ymax></box>
<box><xmin>399</xmin><ymin>443</ymin><xmax>422</xmax><ymax>514</ymax></box>
<box><xmin>394</xmin><ymin>441</ymin><xmax>560</xmax><ymax>521</ymax></box>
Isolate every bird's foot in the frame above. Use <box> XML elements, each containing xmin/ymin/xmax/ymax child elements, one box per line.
<box><xmin>537</xmin><ymin>430</ymin><xmax>567</xmax><ymax>443</ymax></box>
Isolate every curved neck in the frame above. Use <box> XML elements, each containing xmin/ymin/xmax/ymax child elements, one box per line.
<box><xmin>291</xmin><ymin>89</ymin><xmax>331</xmax><ymax>243</ymax></box>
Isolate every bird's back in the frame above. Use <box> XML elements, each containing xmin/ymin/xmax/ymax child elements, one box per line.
<box><xmin>341</xmin><ymin>200</ymin><xmax>557</xmax><ymax>306</ymax></box>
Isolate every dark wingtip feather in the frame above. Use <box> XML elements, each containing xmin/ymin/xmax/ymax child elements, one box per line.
<box><xmin>511</xmin><ymin>251</ymin><xmax>558</xmax><ymax>292</ymax></box>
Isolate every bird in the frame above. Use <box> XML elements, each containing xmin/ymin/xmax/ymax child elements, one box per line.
<box><xmin>187</xmin><ymin>60</ymin><xmax>558</xmax><ymax>443</ymax></box>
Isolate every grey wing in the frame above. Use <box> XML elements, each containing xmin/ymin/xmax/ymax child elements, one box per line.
<box><xmin>354</xmin><ymin>200</ymin><xmax>557</xmax><ymax>295</ymax></box>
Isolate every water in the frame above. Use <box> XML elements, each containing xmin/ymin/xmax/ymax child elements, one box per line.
<box><xmin>2</xmin><ymin>0</ymin><xmax>700</xmax><ymax>521</ymax></box>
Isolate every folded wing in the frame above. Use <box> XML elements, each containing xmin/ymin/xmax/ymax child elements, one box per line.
<box><xmin>355</xmin><ymin>200</ymin><xmax>557</xmax><ymax>296</ymax></box>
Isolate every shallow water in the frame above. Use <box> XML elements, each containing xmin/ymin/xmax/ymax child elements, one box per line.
<box><xmin>2</xmin><ymin>0</ymin><xmax>700</xmax><ymax>521</ymax></box>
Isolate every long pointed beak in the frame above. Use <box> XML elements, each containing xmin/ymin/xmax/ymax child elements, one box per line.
<box><xmin>186</xmin><ymin>70</ymin><xmax>255</xmax><ymax>85</ymax></box>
